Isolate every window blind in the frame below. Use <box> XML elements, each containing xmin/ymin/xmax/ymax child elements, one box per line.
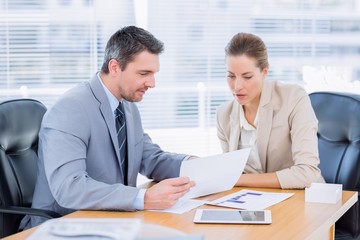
<box><xmin>0</xmin><ymin>0</ymin><xmax>135</xmax><ymax>106</ymax></box>
<box><xmin>1</xmin><ymin>0</ymin><xmax>360</xmax><ymax>157</ymax></box>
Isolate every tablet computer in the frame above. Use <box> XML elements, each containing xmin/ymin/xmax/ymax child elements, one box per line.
<box><xmin>193</xmin><ymin>209</ymin><xmax>272</xmax><ymax>224</ymax></box>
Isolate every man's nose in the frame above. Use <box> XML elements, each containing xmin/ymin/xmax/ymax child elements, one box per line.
<box><xmin>146</xmin><ymin>76</ymin><xmax>156</xmax><ymax>88</ymax></box>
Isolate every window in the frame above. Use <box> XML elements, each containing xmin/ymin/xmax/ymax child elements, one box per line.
<box><xmin>1</xmin><ymin>0</ymin><xmax>360</xmax><ymax>156</ymax></box>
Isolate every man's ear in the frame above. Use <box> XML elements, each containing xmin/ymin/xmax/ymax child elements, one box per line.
<box><xmin>108</xmin><ymin>59</ymin><xmax>120</xmax><ymax>74</ymax></box>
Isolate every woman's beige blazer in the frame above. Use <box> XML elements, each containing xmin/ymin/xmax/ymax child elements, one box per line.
<box><xmin>217</xmin><ymin>81</ymin><xmax>325</xmax><ymax>189</ymax></box>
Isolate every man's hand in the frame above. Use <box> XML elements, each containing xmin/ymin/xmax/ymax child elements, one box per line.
<box><xmin>144</xmin><ymin>177</ymin><xmax>195</xmax><ymax>210</ymax></box>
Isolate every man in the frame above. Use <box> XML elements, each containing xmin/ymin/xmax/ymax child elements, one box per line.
<box><xmin>20</xmin><ymin>26</ymin><xmax>195</xmax><ymax>229</ymax></box>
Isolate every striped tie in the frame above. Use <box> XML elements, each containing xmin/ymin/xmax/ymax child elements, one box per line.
<box><xmin>115</xmin><ymin>102</ymin><xmax>128</xmax><ymax>185</ymax></box>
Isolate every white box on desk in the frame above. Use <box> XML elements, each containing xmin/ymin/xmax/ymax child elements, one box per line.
<box><xmin>305</xmin><ymin>183</ymin><xmax>342</xmax><ymax>204</ymax></box>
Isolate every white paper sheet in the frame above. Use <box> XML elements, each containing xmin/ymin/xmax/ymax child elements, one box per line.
<box><xmin>180</xmin><ymin>149</ymin><xmax>251</xmax><ymax>199</ymax></box>
<box><xmin>149</xmin><ymin>199</ymin><xmax>206</xmax><ymax>214</ymax></box>
<box><xmin>207</xmin><ymin>189</ymin><xmax>294</xmax><ymax>210</ymax></box>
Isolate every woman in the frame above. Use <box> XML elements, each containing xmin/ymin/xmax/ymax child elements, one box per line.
<box><xmin>217</xmin><ymin>32</ymin><xmax>324</xmax><ymax>189</ymax></box>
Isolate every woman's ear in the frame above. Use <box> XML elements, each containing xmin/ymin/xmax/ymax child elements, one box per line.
<box><xmin>262</xmin><ymin>67</ymin><xmax>269</xmax><ymax>79</ymax></box>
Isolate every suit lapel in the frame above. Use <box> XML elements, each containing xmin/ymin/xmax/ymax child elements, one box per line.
<box><xmin>229</xmin><ymin>102</ymin><xmax>241</xmax><ymax>152</ymax></box>
<box><xmin>88</xmin><ymin>75</ymin><xmax>120</xmax><ymax>161</ymax></box>
<box><xmin>122</xmin><ymin>101</ymin><xmax>135</xmax><ymax>185</ymax></box>
<box><xmin>257</xmin><ymin>81</ymin><xmax>273</xmax><ymax>172</ymax></box>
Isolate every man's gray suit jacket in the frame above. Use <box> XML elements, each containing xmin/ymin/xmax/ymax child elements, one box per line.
<box><xmin>20</xmin><ymin>74</ymin><xmax>186</xmax><ymax>229</ymax></box>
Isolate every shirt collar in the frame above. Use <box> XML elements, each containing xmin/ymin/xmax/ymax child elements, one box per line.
<box><xmin>97</xmin><ymin>71</ymin><xmax>120</xmax><ymax>114</ymax></box>
<box><xmin>239</xmin><ymin>105</ymin><xmax>259</xmax><ymax>130</ymax></box>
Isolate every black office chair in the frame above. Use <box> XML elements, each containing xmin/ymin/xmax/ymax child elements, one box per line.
<box><xmin>0</xmin><ymin>99</ymin><xmax>60</xmax><ymax>238</ymax></box>
<box><xmin>309</xmin><ymin>92</ymin><xmax>360</xmax><ymax>240</ymax></box>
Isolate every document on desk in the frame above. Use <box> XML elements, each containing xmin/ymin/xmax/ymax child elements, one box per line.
<box><xmin>180</xmin><ymin>148</ymin><xmax>251</xmax><ymax>199</ymax></box>
<box><xmin>207</xmin><ymin>189</ymin><xmax>294</xmax><ymax>210</ymax></box>
<box><xmin>149</xmin><ymin>199</ymin><xmax>207</xmax><ymax>214</ymax></box>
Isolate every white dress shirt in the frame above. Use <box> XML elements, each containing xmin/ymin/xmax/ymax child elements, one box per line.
<box><xmin>238</xmin><ymin>106</ymin><xmax>263</xmax><ymax>173</ymax></box>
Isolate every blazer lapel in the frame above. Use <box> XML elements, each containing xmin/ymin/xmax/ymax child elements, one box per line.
<box><xmin>229</xmin><ymin>102</ymin><xmax>241</xmax><ymax>152</ymax></box>
<box><xmin>257</xmin><ymin>81</ymin><xmax>274</xmax><ymax>172</ymax></box>
<box><xmin>89</xmin><ymin>75</ymin><xmax>120</xmax><ymax>161</ymax></box>
<box><xmin>122</xmin><ymin>101</ymin><xmax>135</xmax><ymax>185</ymax></box>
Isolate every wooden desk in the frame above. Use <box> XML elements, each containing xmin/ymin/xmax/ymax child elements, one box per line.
<box><xmin>3</xmin><ymin>187</ymin><xmax>357</xmax><ymax>240</ymax></box>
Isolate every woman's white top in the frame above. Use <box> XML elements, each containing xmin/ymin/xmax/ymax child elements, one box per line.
<box><xmin>238</xmin><ymin>106</ymin><xmax>263</xmax><ymax>173</ymax></box>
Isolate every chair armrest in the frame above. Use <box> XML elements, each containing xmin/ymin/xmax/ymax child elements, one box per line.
<box><xmin>0</xmin><ymin>205</ymin><xmax>61</xmax><ymax>218</ymax></box>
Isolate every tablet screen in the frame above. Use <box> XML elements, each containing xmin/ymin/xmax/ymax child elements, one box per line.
<box><xmin>201</xmin><ymin>210</ymin><xmax>265</xmax><ymax>221</ymax></box>
<box><xmin>193</xmin><ymin>209</ymin><xmax>272</xmax><ymax>224</ymax></box>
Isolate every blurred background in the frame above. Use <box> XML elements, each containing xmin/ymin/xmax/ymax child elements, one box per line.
<box><xmin>1</xmin><ymin>0</ymin><xmax>360</xmax><ymax>157</ymax></box>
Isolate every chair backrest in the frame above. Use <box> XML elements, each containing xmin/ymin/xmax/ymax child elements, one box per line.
<box><xmin>0</xmin><ymin>99</ymin><xmax>46</xmax><ymax>237</ymax></box>
<box><xmin>309</xmin><ymin>92</ymin><xmax>360</xmax><ymax>239</ymax></box>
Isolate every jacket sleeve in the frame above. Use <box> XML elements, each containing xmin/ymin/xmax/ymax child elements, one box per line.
<box><xmin>275</xmin><ymin>87</ymin><xmax>325</xmax><ymax>189</ymax></box>
<box><xmin>125</xmin><ymin>103</ymin><xmax>187</xmax><ymax>181</ymax></box>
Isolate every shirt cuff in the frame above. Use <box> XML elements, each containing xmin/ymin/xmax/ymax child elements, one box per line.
<box><xmin>133</xmin><ymin>188</ymin><xmax>146</xmax><ymax>210</ymax></box>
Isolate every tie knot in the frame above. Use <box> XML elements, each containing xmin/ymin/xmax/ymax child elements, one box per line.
<box><xmin>116</xmin><ymin>102</ymin><xmax>124</xmax><ymax>116</ymax></box>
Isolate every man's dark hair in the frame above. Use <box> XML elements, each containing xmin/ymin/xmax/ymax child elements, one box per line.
<box><xmin>101</xmin><ymin>26</ymin><xmax>164</xmax><ymax>73</ymax></box>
